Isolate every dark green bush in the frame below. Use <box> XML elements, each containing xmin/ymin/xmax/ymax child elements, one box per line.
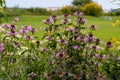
<box><xmin>4</xmin><ymin>7</ymin><xmax>21</xmax><ymax>17</ymax></box>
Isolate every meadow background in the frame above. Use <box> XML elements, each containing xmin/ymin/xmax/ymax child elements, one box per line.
<box><xmin>5</xmin><ymin>15</ymin><xmax>120</xmax><ymax>42</ymax></box>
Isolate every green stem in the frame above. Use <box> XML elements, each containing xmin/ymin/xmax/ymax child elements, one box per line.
<box><xmin>1</xmin><ymin>66</ymin><xmax>12</xmax><ymax>80</ymax></box>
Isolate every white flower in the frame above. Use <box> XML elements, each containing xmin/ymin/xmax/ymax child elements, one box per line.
<box><xmin>16</xmin><ymin>34</ymin><xmax>22</xmax><ymax>38</ymax></box>
<box><xmin>21</xmin><ymin>46</ymin><xmax>28</xmax><ymax>50</ymax></box>
<box><xmin>0</xmin><ymin>26</ymin><xmax>5</xmax><ymax>32</ymax></box>
<box><xmin>32</xmin><ymin>40</ymin><xmax>36</xmax><ymax>43</ymax></box>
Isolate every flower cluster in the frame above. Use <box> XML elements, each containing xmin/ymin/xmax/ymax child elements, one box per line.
<box><xmin>0</xmin><ymin>13</ymin><xmax>119</xmax><ymax>80</ymax></box>
<box><xmin>42</xmin><ymin>12</ymin><xmax>119</xmax><ymax>80</ymax></box>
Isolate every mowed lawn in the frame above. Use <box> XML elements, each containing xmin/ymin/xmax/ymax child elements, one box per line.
<box><xmin>5</xmin><ymin>15</ymin><xmax>120</xmax><ymax>42</ymax></box>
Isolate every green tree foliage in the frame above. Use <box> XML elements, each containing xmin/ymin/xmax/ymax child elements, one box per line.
<box><xmin>61</xmin><ymin>6</ymin><xmax>72</xmax><ymax>14</ymax></box>
<box><xmin>0</xmin><ymin>0</ymin><xmax>6</xmax><ymax>6</ymax></box>
<box><xmin>0</xmin><ymin>0</ymin><xmax>6</xmax><ymax>24</ymax></box>
<box><xmin>72</xmin><ymin>0</ymin><xmax>93</xmax><ymax>6</ymax></box>
<box><xmin>83</xmin><ymin>2</ymin><xmax>103</xmax><ymax>17</ymax></box>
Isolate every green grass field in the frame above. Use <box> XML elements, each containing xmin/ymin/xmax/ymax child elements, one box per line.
<box><xmin>5</xmin><ymin>15</ymin><xmax>120</xmax><ymax>42</ymax></box>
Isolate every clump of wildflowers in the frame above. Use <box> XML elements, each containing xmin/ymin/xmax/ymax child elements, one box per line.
<box><xmin>42</xmin><ymin>12</ymin><xmax>109</xmax><ymax>80</ymax></box>
<box><xmin>0</xmin><ymin>12</ymin><xmax>119</xmax><ymax>80</ymax></box>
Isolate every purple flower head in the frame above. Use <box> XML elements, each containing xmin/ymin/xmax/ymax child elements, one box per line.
<box><xmin>45</xmin><ymin>36</ymin><xmax>50</xmax><ymax>40</ymax></box>
<box><xmin>66</xmin><ymin>27</ymin><xmax>76</xmax><ymax>31</ymax></box>
<box><xmin>97</xmin><ymin>78</ymin><xmax>105</xmax><ymax>80</ymax></box>
<box><xmin>56</xmin><ymin>39</ymin><xmax>62</xmax><ymax>43</ymax></box>
<box><xmin>72</xmin><ymin>45</ymin><xmax>79</xmax><ymax>50</ymax></box>
<box><xmin>88</xmin><ymin>33</ymin><xmax>94</xmax><ymax>42</ymax></box>
<box><xmin>43</xmin><ymin>18</ymin><xmax>54</xmax><ymax>24</ymax></box>
<box><xmin>77</xmin><ymin>17</ymin><xmax>87</xmax><ymax>24</ymax></box>
<box><xmin>50</xmin><ymin>15</ymin><xmax>57</xmax><ymax>22</ymax></box>
<box><xmin>19</xmin><ymin>29</ymin><xmax>29</xmax><ymax>35</ymax></box>
<box><xmin>96</xmin><ymin>54</ymin><xmax>105</xmax><ymax>60</ymax></box>
<box><xmin>22</xmin><ymin>26</ymin><xmax>32</xmax><ymax>31</ymax></box>
<box><xmin>61</xmin><ymin>39</ymin><xmax>68</xmax><ymax>44</ymax></box>
<box><xmin>56</xmin><ymin>51</ymin><xmax>66</xmax><ymax>58</ymax></box>
<box><xmin>82</xmin><ymin>37</ymin><xmax>89</xmax><ymax>43</ymax></box>
<box><xmin>9</xmin><ymin>25</ymin><xmax>16</xmax><ymax>31</ymax></box>
<box><xmin>88</xmin><ymin>46</ymin><xmax>100</xmax><ymax>51</ymax></box>
<box><xmin>93</xmin><ymin>46</ymin><xmax>100</xmax><ymax>51</ymax></box>
<box><xmin>88</xmin><ymin>45</ymin><xmax>93</xmax><ymax>49</ymax></box>
<box><xmin>13</xmin><ymin>17</ymin><xmax>19</xmax><ymax>23</ymax></box>
<box><xmin>74</xmin><ymin>11</ymin><xmax>83</xmax><ymax>17</ymax></box>
<box><xmin>13</xmin><ymin>41</ymin><xmax>21</xmax><ymax>47</ymax></box>
<box><xmin>76</xmin><ymin>36</ymin><xmax>88</xmax><ymax>43</ymax></box>
<box><xmin>61</xmin><ymin>19</ymin><xmax>71</xmax><ymax>24</ymax></box>
<box><xmin>1</xmin><ymin>23</ymin><xmax>11</xmax><ymax>29</ymax></box>
<box><xmin>8</xmin><ymin>30</ymin><xmax>18</xmax><ymax>36</ymax></box>
<box><xmin>76</xmin><ymin>36</ymin><xmax>81</xmax><ymax>41</ymax></box>
<box><xmin>24</xmin><ymin>36</ymin><xmax>33</xmax><ymax>40</ymax></box>
<box><xmin>88</xmin><ymin>25</ymin><xmax>98</xmax><ymax>30</ymax></box>
<box><xmin>28</xmin><ymin>72</ymin><xmax>37</xmax><ymax>77</ymax></box>
<box><xmin>40</xmin><ymin>48</ymin><xmax>48</xmax><ymax>52</ymax></box>
<box><xmin>62</xmin><ymin>13</ymin><xmax>70</xmax><ymax>18</ymax></box>
<box><xmin>91</xmin><ymin>36</ymin><xmax>97</xmax><ymax>42</ymax></box>
<box><xmin>56</xmin><ymin>53</ymin><xmax>63</xmax><ymax>58</ymax></box>
<box><xmin>56</xmin><ymin>39</ymin><xmax>68</xmax><ymax>44</ymax></box>
<box><xmin>0</xmin><ymin>43</ymin><xmax>4</xmax><ymax>52</ymax></box>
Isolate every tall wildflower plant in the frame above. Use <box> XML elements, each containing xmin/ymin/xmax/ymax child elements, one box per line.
<box><xmin>0</xmin><ymin>17</ymin><xmax>47</xmax><ymax>80</ymax></box>
<box><xmin>42</xmin><ymin>12</ymin><xmax>112</xmax><ymax>80</ymax></box>
<box><xmin>0</xmin><ymin>12</ymin><xmax>119</xmax><ymax>79</ymax></box>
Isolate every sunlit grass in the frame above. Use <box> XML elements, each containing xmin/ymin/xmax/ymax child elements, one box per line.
<box><xmin>4</xmin><ymin>15</ymin><xmax>120</xmax><ymax>42</ymax></box>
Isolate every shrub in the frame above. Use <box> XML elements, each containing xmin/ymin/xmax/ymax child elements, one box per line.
<box><xmin>83</xmin><ymin>2</ymin><xmax>103</xmax><ymax>17</ymax></box>
<box><xmin>0</xmin><ymin>6</ymin><xmax>5</xmax><ymax>23</ymax></box>
<box><xmin>4</xmin><ymin>7</ymin><xmax>52</xmax><ymax>16</ymax></box>
<box><xmin>26</xmin><ymin>7</ymin><xmax>51</xmax><ymax>15</ymax></box>
<box><xmin>4</xmin><ymin>7</ymin><xmax>21</xmax><ymax>17</ymax></box>
<box><xmin>103</xmin><ymin>12</ymin><xmax>116</xmax><ymax>16</ymax></box>
<box><xmin>75</xmin><ymin>6</ymin><xmax>84</xmax><ymax>12</ymax></box>
<box><xmin>61</xmin><ymin>6</ymin><xmax>72</xmax><ymax>14</ymax></box>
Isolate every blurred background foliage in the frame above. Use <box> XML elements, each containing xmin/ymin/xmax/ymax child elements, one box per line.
<box><xmin>0</xmin><ymin>0</ymin><xmax>6</xmax><ymax>24</ymax></box>
<box><xmin>0</xmin><ymin>0</ymin><xmax>120</xmax><ymax>20</ymax></box>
